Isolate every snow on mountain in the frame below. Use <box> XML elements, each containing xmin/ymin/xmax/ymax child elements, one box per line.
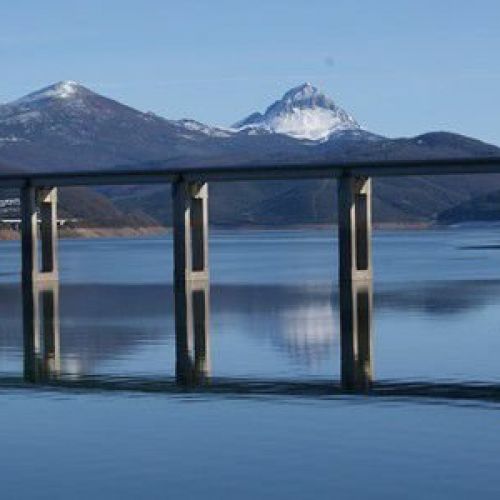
<box><xmin>13</xmin><ymin>80</ymin><xmax>81</xmax><ymax>105</ymax></box>
<box><xmin>175</xmin><ymin>119</ymin><xmax>233</xmax><ymax>138</ymax></box>
<box><xmin>233</xmin><ymin>83</ymin><xmax>360</xmax><ymax>141</ymax></box>
<box><xmin>0</xmin><ymin>81</ymin><xmax>104</xmax><ymax>131</ymax></box>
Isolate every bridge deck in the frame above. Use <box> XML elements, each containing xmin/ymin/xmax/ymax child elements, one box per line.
<box><xmin>1</xmin><ymin>156</ymin><xmax>500</xmax><ymax>187</ymax></box>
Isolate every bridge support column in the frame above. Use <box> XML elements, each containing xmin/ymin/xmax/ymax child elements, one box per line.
<box><xmin>39</xmin><ymin>188</ymin><xmax>58</xmax><ymax>279</ymax></box>
<box><xmin>337</xmin><ymin>176</ymin><xmax>373</xmax><ymax>390</ymax></box>
<box><xmin>172</xmin><ymin>180</ymin><xmax>210</xmax><ymax>384</ymax></box>
<box><xmin>21</xmin><ymin>186</ymin><xmax>59</xmax><ymax>284</ymax></box>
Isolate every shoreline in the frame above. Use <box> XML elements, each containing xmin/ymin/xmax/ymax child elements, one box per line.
<box><xmin>0</xmin><ymin>221</ymin><xmax>488</xmax><ymax>240</ymax></box>
<box><xmin>0</xmin><ymin>226</ymin><xmax>169</xmax><ymax>240</ymax></box>
<box><xmin>0</xmin><ymin>222</ymin><xmax>462</xmax><ymax>240</ymax></box>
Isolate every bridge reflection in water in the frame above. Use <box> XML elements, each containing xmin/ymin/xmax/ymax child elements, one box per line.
<box><xmin>21</xmin><ymin>273</ymin><xmax>373</xmax><ymax>389</ymax></box>
<box><xmin>18</xmin><ymin>278</ymin><xmax>500</xmax><ymax>404</ymax></box>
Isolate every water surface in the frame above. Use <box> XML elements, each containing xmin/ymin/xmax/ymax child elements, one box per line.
<box><xmin>0</xmin><ymin>228</ymin><xmax>499</xmax><ymax>499</ymax></box>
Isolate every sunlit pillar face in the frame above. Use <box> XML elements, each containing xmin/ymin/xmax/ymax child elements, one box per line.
<box><xmin>354</xmin><ymin>177</ymin><xmax>371</xmax><ymax>273</ymax></box>
<box><xmin>38</xmin><ymin>188</ymin><xmax>58</xmax><ymax>276</ymax></box>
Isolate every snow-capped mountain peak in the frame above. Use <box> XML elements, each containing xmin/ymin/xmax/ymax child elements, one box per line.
<box><xmin>233</xmin><ymin>83</ymin><xmax>360</xmax><ymax>141</ymax></box>
<box><xmin>279</xmin><ymin>82</ymin><xmax>324</xmax><ymax>105</ymax></box>
<box><xmin>0</xmin><ymin>80</ymin><xmax>115</xmax><ymax>132</ymax></box>
<box><xmin>13</xmin><ymin>80</ymin><xmax>87</xmax><ymax>106</ymax></box>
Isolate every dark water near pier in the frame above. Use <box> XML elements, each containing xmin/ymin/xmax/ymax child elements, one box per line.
<box><xmin>0</xmin><ymin>229</ymin><xmax>499</xmax><ymax>499</ymax></box>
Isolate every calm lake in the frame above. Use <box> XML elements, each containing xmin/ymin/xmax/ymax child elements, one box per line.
<box><xmin>0</xmin><ymin>228</ymin><xmax>499</xmax><ymax>499</ymax></box>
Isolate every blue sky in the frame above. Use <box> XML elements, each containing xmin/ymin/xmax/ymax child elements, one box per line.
<box><xmin>2</xmin><ymin>0</ymin><xmax>500</xmax><ymax>144</ymax></box>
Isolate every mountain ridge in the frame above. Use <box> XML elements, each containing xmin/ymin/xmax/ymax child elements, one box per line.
<box><xmin>1</xmin><ymin>81</ymin><xmax>500</xmax><ymax>228</ymax></box>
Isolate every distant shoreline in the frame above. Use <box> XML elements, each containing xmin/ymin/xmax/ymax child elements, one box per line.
<box><xmin>0</xmin><ymin>226</ymin><xmax>168</xmax><ymax>240</ymax></box>
<box><xmin>215</xmin><ymin>222</ymin><xmax>432</xmax><ymax>231</ymax></box>
<box><xmin>0</xmin><ymin>222</ymin><xmax>434</xmax><ymax>240</ymax></box>
<box><xmin>1</xmin><ymin>221</ymin><xmax>495</xmax><ymax>240</ymax></box>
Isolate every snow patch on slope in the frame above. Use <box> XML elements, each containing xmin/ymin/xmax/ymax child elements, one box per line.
<box><xmin>267</xmin><ymin>107</ymin><xmax>353</xmax><ymax>141</ymax></box>
<box><xmin>177</xmin><ymin>119</ymin><xmax>233</xmax><ymax>138</ymax></box>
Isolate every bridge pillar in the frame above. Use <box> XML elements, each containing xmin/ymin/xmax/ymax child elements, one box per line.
<box><xmin>21</xmin><ymin>186</ymin><xmax>59</xmax><ymax>284</ymax></box>
<box><xmin>337</xmin><ymin>176</ymin><xmax>373</xmax><ymax>390</ymax></box>
<box><xmin>172</xmin><ymin>180</ymin><xmax>210</xmax><ymax>384</ymax></box>
<box><xmin>39</xmin><ymin>188</ymin><xmax>59</xmax><ymax>280</ymax></box>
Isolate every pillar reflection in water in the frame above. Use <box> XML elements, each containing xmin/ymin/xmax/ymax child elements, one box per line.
<box><xmin>339</xmin><ymin>280</ymin><xmax>373</xmax><ymax>390</ymax></box>
<box><xmin>175</xmin><ymin>280</ymin><xmax>211</xmax><ymax>384</ymax></box>
<box><xmin>23</xmin><ymin>282</ymin><xmax>61</xmax><ymax>382</ymax></box>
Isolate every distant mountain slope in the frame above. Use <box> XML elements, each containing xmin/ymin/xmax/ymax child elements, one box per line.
<box><xmin>0</xmin><ymin>185</ymin><xmax>159</xmax><ymax>230</ymax></box>
<box><xmin>1</xmin><ymin>81</ymin><xmax>500</xmax><ymax>227</ymax></box>
<box><xmin>57</xmin><ymin>187</ymin><xmax>159</xmax><ymax>228</ymax></box>
<box><xmin>0</xmin><ymin>160</ymin><xmax>23</xmax><ymax>173</ymax></box>
<box><xmin>0</xmin><ymin>81</ymin><xmax>227</xmax><ymax>171</ymax></box>
<box><xmin>112</xmin><ymin>172</ymin><xmax>500</xmax><ymax>227</ymax></box>
<box><xmin>437</xmin><ymin>190</ymin><xmax>500</xmax><ymax>224</ymax></box>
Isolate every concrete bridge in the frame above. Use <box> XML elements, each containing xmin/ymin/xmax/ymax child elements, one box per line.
<box><xmin>6</xmin><ymin>156</ymin><xmax>500</xmax><ymax>390</ymax></box>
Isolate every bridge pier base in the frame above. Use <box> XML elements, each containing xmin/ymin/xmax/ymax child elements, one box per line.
<box><xmin>172</xmin><ymin>181</ymin><xmax>210</xmax><ymax>384</ymax></box>
<box><xmin>337</xmin><ymin>176</ymin><xmax>373</xmax><ymax>390</ymax></box>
